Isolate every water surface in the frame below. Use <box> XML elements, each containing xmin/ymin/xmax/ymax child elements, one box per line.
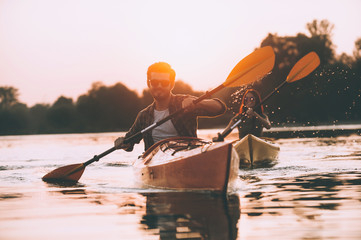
<box><xmin>0</xmin><ymin>130</ymin><xmax>360</xmax><ymax>239</ymax></box>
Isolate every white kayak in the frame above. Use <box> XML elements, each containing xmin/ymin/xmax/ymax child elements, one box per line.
<box><xmin>133</xmin><ymin>137</ymin><xmax>240</xmax><ymax>193</ymax></box>
<box><xmin>233</xmin><ymin>134</ymin><xmax>280</xmax><ymax>168</ymax></box>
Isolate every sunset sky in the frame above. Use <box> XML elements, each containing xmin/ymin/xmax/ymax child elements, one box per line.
<box><xmin>1</xmin><ymin>0</ymin><xmax>360</xmax><ymax>106</ymax></box>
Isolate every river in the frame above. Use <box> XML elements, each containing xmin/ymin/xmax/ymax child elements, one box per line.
<box><xmin>0</xmin><ymin>128</ymin><xmax>360</xmax><ymax>239</ymax></box>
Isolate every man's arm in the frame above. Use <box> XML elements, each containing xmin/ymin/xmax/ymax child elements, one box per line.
<box><xmin>113</xmin><ymin>111</ymin><xmax>145</xmax><ymax>151</ymax></box>
<box><xmin>182</xmin><ymin>96</ymin><xmax>226</xmax><ymax>116</ymax></box>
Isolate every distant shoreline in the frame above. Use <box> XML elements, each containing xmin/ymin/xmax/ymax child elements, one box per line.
<box><xmin>199</xmin><ymin>123</ymin><xmax>361</xmax><ymax>139</ymax></box>
<box><xmin>1</xmin><ymin>123</ymin><xmax>360</xmax><ymax>138</ymax></box>
<box><xmin>263</xmin><ymin>123</ymin><xmax>361</xmax><ymax>138</ymax></box>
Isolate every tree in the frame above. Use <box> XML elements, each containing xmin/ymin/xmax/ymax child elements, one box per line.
<box><xmin>353</xmin><ymin>38</ymin><xmax>361</xmax><ymax>59</ymax></box>
<box><xmin>0</xmin><ymin>103</ymin><xmax>29</xmax><ymax>135</ymax></box>
<box><xmin>173</xmin><ymin>80</ymin><xmax>204</xmax><ymax>96</ymax></box>
<box><xmin>0</xmin><ymin>86</ymin><xmax>19</xmax><ymax>110</ymax></box>
<box><xmin>306</xmin><ymin>19</ymin><xmax>335</xmax><ymax>64</ymax></box>
<box><xmin>307</xmin><ymin>19</ymin><xmax>334</xmax><ymax>38</ymax></box>
<box><xmin>353</xmin><ymin>38</ymin><xmax>361</xmax><ymax>75</ymax></box>
<box><xmin>47</xmin><ymin>96</ymin><xmax>77</xmax><ymax>132</ymax></box>
<box><xmin>29</xmin><ymin>104</ymin><xmax>50</xmax><ymax>134</ymax></box>
<box><xmin>0</xmin><ymin>86</ymin><xmax>30</xmax><ymax>134</ymax></box>
<box><xmin>253</xmin><ymin>19</ymin><xmax>346</xmax><ymax>125</ymax></box>
<box><xmin>76</xmin><ymin>82</ymin><xmax>141</xmax><ymax>132</ymax></box>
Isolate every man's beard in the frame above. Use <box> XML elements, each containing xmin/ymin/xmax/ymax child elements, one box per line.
<box><xmin>151</xmin><ymin>88</ymin><xmax>171</xmax><ymax>101</ymax></box>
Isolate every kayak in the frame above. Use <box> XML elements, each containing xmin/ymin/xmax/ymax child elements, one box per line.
<box><xmin>233</xmin><ymin>134</ymin><xmax>280</xmax><ymax>168</ymax></box>
<box><xmin>133</xmin><ymin>137</ymin><xmax>240</xmax><ymax>193</ymax></box>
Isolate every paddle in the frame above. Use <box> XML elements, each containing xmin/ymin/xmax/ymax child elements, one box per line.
<box><xmin>215</xmin><ymin>51</ymin><xmax>320</xmax><ymax>140</ymax></box>
<box><xmin>42</xmin><ymin>46</ymin><xmax>275</xmax><ymax>183</ymax></box>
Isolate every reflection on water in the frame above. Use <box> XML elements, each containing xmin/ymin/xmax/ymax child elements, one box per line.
<box><xmin>140</xmin><ymin>192</ymin><xmax>240</xmax><ymax>240</ymax></box>
<box><xmin>238</xmin><ymin>172</ymin><xmax>361</xmax><ymax>240</ymax></box>
<box><xmin>0</xmin><ymin>132</ymin><xmax>361</xmax><ymax>239</ymax></box>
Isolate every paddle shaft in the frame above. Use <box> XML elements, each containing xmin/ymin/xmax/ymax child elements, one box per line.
<box><xmin>219</xmin><ymin>80</ymin><xmax>288</xmax><ymax>138</ymax></box>
<box><xmin>83</xmin><ymin>147</ymin><xmax>116</xmax><ymax>167</ymax></box>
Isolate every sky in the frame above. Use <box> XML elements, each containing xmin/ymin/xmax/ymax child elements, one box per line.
<box><xmin>1</xmin><ymin>0</ymin><xmax>360</xmax><ymax>106</ymax></box>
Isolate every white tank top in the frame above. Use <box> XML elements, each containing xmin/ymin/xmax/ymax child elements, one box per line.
<box><xmin>152</xmin><ymin>109</ymin><xmax>179</xmax><ymax>143</ymax></box>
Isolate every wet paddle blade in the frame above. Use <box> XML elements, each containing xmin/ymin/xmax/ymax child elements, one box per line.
<box><xmin>286</xmin><ymin>52</ymin><xmax>320</xmax><ymax>83</ymax></box>
<box><xmin>224</xmin><ymin>46</ymin><xmax>275</xmax><ymax>87</ymax></box>
<box><xmin>42</xmin><ymin>163</ymin><xmax>85</xmax><ymax>183</ymax></box>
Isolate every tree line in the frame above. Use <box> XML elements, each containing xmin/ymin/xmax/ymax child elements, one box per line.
<box><xmin>1</xmin><ymin>19</ymin><xmax>360</xmax><ymax>135</ymax></box>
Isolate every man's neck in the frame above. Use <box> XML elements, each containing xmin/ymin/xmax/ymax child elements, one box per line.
<box><xmin>154</xmin><ymin>94</ymin><xmax>172</xmax><ymax>111</ymax></box>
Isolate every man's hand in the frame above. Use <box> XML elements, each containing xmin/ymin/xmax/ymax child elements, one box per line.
<box><xmin>182</xmin><ymin>96</ymin><xmax>224</xmax><ymax>114</ymax></box>
<box><xmin>212</xmin><ymin>133</ymin><xmax>224</xmax><ymax>142</ymax></box>
<box><xmin>114</xmin><ymin>137</ymin><xmax>131</xmax><ymax>150</ymax></box>
<box><xmin>182</xmin><ymin>96</ymin><xmax>197</xmax><ymax>112</ymax></box>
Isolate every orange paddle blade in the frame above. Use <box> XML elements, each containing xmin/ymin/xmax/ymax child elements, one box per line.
<box><xmin>286</xmin><ymin>52</ymin><xmax>320</xmax><ymax>83</ymax></box>
<box><xmin>224</xmin><ymin>46</ymin><xmax>275</xmax><ymax>87</ymax></box>
<box><xmin>42</xmin><ymin>163</ymin><xmax>85</xmax><ymax>182</ymax></box>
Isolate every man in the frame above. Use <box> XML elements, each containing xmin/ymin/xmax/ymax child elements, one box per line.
<box><xmin>114</xmin><ymin>62</ymin><xmax>226</xmax><ymax>151</ymax></box>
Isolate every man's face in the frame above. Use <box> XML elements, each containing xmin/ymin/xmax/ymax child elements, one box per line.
<box><xmin>149</xmin><ymin>72</ymin><xmax>173</xmax><ymax>101</ymax></box>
